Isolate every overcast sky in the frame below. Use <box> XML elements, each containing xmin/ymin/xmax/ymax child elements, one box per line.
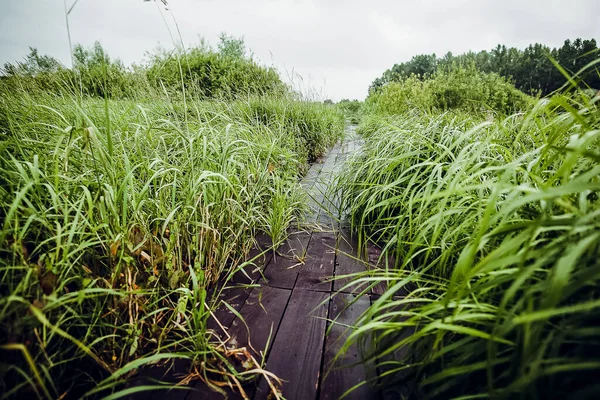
<box><xmin>1</xmin><ymin>0</ymin><xmax>599</xmax><ymax>100</ymax></box>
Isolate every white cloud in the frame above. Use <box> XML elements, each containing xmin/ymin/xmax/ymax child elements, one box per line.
<box><xmin>256</xmin><ymin>0</ymin><xmax>320</xmax><ymax>21</ymax></box>
<box><xmin>1</xmin><ymin>0</ymin><xmax>599</xmax><ymax>101</ymax></box>
<box><xmin>369</xmin><ymin>10</ymin><xmax>406</xmax><ymax>49</ymax></box>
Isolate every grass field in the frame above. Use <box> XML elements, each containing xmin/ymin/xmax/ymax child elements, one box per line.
<box><xmin>0</xmin><ymin>70</ymin><xmax>343</xmax><ymax>398</ymax></box>
<box><xmin>334</xmin><ymin>82</ymin><xmax>600</xmax><ymax>398</ymax></box>
<box><xmin>1</xmin><ymin>17</ymin><xmax>599</xmax><ymax>400</ymax></box>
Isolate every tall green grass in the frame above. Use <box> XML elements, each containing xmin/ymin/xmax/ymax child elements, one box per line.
<box><xmin>336</xmin><ymin>99</ymin><xmax>363</xmax><ymax>124</ymax></box>
<box><xmin>0</xmin><ymin>82</ymin><xmax>343</xmax><ymax>397</ymax></box>
<box><xmin>336</xmin><ymin>86</ymin><xmax>600</xmax><ymax>398</ymax></box>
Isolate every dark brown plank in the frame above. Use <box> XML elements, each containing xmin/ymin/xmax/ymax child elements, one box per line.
<box><xmin>187</xmin><ymin>285</ymin><xmax>251</xmax><ymax>400</ymax></box>
<box><xmin>206</xmin><ymin>286</ymin><xmax>252</xmax><ymax>336</ymax></box>
<box><xmin>261</xmin><ymin>231</ymin><xmax>312</xmax><ymax>289</ymax></box>
<box><xmin>254</xmin><ymin>289</ymin><xmax>330</xmax><ymax>400</ymax></box>
<box><xmin>189</xmin><ymin>286</ymin><xmax>293</xmax><ymax>400</ymax></box>
<box><xmin>334</xmin><ymin>231</ymin><xmax>369</xmax><ymax>294</ymax></box>
<box><xmin>370</xmin><ymin>296</ymin><xmax>414</xmax><ymax>400</ymax></box>
<box><xmin>210</xmin><ymin>286</ymin><xmax>292</xmax><ymax>400</ymax></box>
<box><xmin>126</xmin><ymin>359</ymin><xmax>192</xmax><ymax>400</ymax></box>
<box><xmin>231</xmin><ymin>234</ymin><xmax>274</xmax><ymax>285</ymax></box>
<box><xmin>366</xmin><ymin>244</ymin><xmax>388</xmax><ymax>296</ymax></box>
<box><xmin>228</xmin><ymin>286</ymin><xmax>291</xmax><ymax>359</ymax></box>
<box><xmin>295</xmin><ymin>232</ymin><xmax>336</xmax><ymax>292</ymax></box>
<box><xmin>320</xmin><ymin>294</ymin><xmax>376</xmax><ymax>400</ymax></box>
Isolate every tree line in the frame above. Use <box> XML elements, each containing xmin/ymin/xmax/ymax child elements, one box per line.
<box><xmin>371</xmin><ymin>38</ymin><xmax>599</xmax><ymax>96</ymax></box>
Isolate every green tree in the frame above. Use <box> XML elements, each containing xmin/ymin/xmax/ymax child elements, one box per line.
<box><xmin>2</xmin><ymin>47</ymin><xmax>61</xmax><ymax>76</ymax></box>
<box><xmin>217</xmin><ymin>33</ymin><xmax>247</xmax><ymax>59</ymax></box>
<box><xmin>370</xmin><ymin>38</ymin><xmax>599</xmax><ymax>97</ymax></box>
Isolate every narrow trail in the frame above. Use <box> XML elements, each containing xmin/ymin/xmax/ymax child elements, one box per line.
<box><xmin>150</xmin><ymin>125</ymin><xmax>390</xmax><ymax>400</ymax></box>
<box><xmin>302</xmin><ymin>124</ymin><xmax>363</xmax><ymax>227</ymax></box>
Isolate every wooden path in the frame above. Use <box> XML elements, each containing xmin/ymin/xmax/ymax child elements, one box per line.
<box><xmin>131</xmin><ymin>126</ymin><xmax>396</xmax><ymax>400</ymax></box>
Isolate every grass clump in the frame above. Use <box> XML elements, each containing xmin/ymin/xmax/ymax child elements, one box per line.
<box><xmin>0</xmin><ymin>64</ymin><xmax>343</xmax><ymax>398</ymax></box>
<box><xmin>336</xmin><ymin>76</ymin><xmax>600</xmax><ymax>398</ymax></box>
<box><xmin>146</xmin><ymin>44</ymin><xmax>286</xmax><ymax>100</ymax></box>
<box><xmin>336</xmin><ymin>99</ymin><xmax>363</xmax><ymax>124</ymax></box>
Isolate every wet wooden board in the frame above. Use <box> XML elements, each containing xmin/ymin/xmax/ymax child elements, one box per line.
<box><xmin>370</xmin><ymin>296</ymin><xmax>414</xmax><ymax>400</ymax></box>
<box><xmin>307</xmin><ymin>196</ymin><xmax>326</xmax><ymax>223</ymax></box>
<box><xmin>197</xmin><ymin>286</ymin><xmax>293</xmax><ymax>400</ymax></box>
<box><xmin>231</xmin><ymin>234</ymin><xmax>274</xmax><ymax>285</ymax></box>
<box><xmin>261</xmin><ymin>231</ymin><xmax>312</xmax><ymax>289</ymax></box>
<box><xmin>187</xmin><ymin>287</ymin><xmax>293</xmax><ymax>400</ymax></box>
<box><xmin>334</xmin><ymin>231</ymin><xmax>369</xmax><ymax>294</ymax></box>
<box><xmin>228</xmin><ymin>286</ymin><xmax>292</xmax><ymax>359</ymax></box>
<box><xmin>206</xmin><ymin>285</ymin><xmax>253</xmax><ymax>336</ymax></box>
<box><xmin>143</xmin><ymin>286</ymin><xmax>253</xmax><ymax>400</ymax></box>
<box><xmin>320</xmin><ymin>294</ymin><xmax>376</xmax><ymax>400</ymax></box>
<box><xmin>254</xmin><ymin>289</ymin><xmax>330</xmax><ymax>400</ymax></box>
<box><xmin>302</xmin><ymin>162</ymin><xmax>324</xmax><ymax>186</ymax></box>
<box><xmin>316</xmin><ymin>211</ymin><xmax>337</xmax><ymax>227</ymax></box>
<box><xmin>295</xmin><ymin>232</ymin><xmax>336</xmax><ymax>292</ymax></box>
<box><xmin>366</xmin><ymin>245</ymin><xmax>388</xmax><ymax>296</ymax></box>
<box><xmin>126</xmin><ymin>359</ymin><xmax>191</xmax><ymax>400</ymax></box>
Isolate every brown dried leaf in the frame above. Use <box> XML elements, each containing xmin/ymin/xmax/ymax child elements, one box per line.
<box><xmin>32</xmin><ymin>299</ymin><xmax>45</xmax><ymax>309</ymax></box>
<box><xmin>110</xmin><ymin>240</ymin><xmax>119</xmax><ymax>257</ymax></box>
<box><xmin>21</xmin><ymin>242</ymin><xmax>29</xmax><ymax>259</ymax></box>
<box><xmin>140</xmin><ymin>251</ymin><xmax>152</xmax><ymax>264</ymax></box>
<box><xmin>40</xmin><ymin>271</ymin><xmax>57</xmax><ymax>295</ymax></box>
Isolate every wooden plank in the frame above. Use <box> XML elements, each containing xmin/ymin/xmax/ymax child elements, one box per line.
<box><xmin>302</xmin><ymin>162</ymin><xmax>323</xmax><ymax>185</ymax></box>
<box><xmin>228</xmin><ymin>286</ymin><xmax>291</xmax><ymax>359</ymax></box>
<box><xmin>231</xmin><ymin>234</ymin><xmax>273</xmax><ymax>285</ymax></box>
<box><xmin>188</xmin><ymin>287</ymin><xmax>292</xmax><ymax>400</ymax></box>
<box><xmin>201</xmin><ymin>286</ymin><xmax>292</xmax><ymax>400</ymax></box>
<box><xmin>305</xmin><ymin>199</ymin><xmax>321</xmax><ymax>224</ymax></box>
<box><xmin>206</xmin><ymin>286</ymin><xmax>252</xmax><ymax>336</ymax></box>
<box><xmin>366</xmin><ymin>244</ymin><xmax>388</xmax><ymax>296</ymax></box>
<box><xmin>316</xmin><ymin>210</ymin><xmax>337</xmax><ymax>227</ymax></box>
<box><xmin>295</xmin><ymin>232</ymin><xmax>336</xmax><ymax>292</ymax></box>
<box><xmin>187</xmin><ymin>285</ymin><xmax>251</xmax><ymax>400</ymax></box>
<box><xmin>254</xmin><ymin>289</ymin><xmax>330</xmax><ymax>400</ymax></box>
<box><xmin>370</xmin><ymin>296</ymin><xmax>414</xmax><ymax>400</ymax></box>
<box><xmin>126</xmin><ymin>359</ymin><xmax>192</xmax><ymax>400</ymax></box>
<box><xmin>307</xmin><ymin>182</ymin><xmax>327</xmax><ymax>220</ymax></box>
<box><xmin>261</xmin><ymin>231</ymin><xmax>312</xmax><ymax>289</ymax></box>
<box><xmin>334</xmin><ymin>231</ymin><xmax>369</xmax><ymax>294</ymax></box>
<box><xmin>320</xmin><ymin>294</ymin><xmax>376</xmax><ymax>400</ymax></box>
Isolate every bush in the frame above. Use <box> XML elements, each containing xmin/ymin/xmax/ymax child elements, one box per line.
<box><xmin>146</xmin><ymin>46</ymin><xmax>286</xmax><ymax>99</ymax></box>
<box><xmin>1</xmin><ymin>43</ymin><xmax>154</xmax><ymax>99</ymax></box>
<box><xmin>368</xmin><ymin>64</ymin><xmax>531</xmax><ymax>116</ymax></box>
<box><xmin>1</xmin><ymin>37</ymin><xmax>287</xmax><ymax>101</ymax></box>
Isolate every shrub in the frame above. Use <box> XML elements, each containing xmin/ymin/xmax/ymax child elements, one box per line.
<box><xmin>1</xmin><ymin>37</ymin><xmax>287</xmax><ymax>102</ymax></box>
<box><xmin>146</xmin><ymin>46</ymin><xmax>286</xmax><ymax>99</ymax></box>
<box><xmin>368</xmin><ymin>64</ymin><xmax>531</xmax><ymax>116</ymax></box>
<box><xmin>335</xmin><ymin>91</ymin><xmax>600</xmax><ymax>398</ymax></box>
